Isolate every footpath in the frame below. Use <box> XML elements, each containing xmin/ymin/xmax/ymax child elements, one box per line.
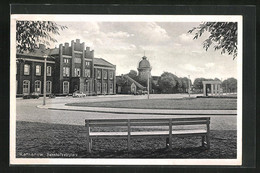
<box><xmin>38</xmin><ymin>103</ymin><xmax>237</xmax><ymax>115</ymax></box>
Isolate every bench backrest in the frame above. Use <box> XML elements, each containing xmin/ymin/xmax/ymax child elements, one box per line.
<box><xmin>85</xmin><ymin>117</ymin><xmax>210</xmax><ymax>128</ymax></box>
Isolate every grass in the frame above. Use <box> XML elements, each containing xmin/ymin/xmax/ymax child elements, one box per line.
<box><xmin>66</xmin><ymin>98</ymin><xmax>237</xmax><ymax>110</ymax></box>
<box><xmin>16</xmin><ymin>121</ymin><xmax>237</xmax><ymax>158</ymax></box>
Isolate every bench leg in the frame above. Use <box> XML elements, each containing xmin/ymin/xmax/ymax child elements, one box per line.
<box><xmin>206</xmin><ymin>135</ymin><xmax>210</xmax><ymax>149</ymax></box>
<box><xmin>90</xmin><ymin>139</ymin><xmax>92</xmax><ymax>152</ymax></box>
<box><xmin>86</xmin><ymin>138</ymin><xmax>90</xmax><ymax>153</ymax></box>
<box><xmin>88</xmin><ymin>140</ymin><xmax>92</xmax><ymax>153</ymax></box>
<box><xmin>202</xmin><ymin>136</ymin><xmax>205</xmax><ymax>147</ymax></box>
<box><xmin>166</xmin><ymin>138</ymin><xmax>169</xmax><ymax>148</ymax></box>
<box><xmin>127</xmin><ymin>137</ymin><xmax>130</xmax><ymax>152</ymax></box>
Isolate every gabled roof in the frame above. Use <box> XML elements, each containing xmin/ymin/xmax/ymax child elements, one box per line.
<box><xmin>94</xmin><ymin>58</ymin><xmax>115</xmax><ymax>68</ymax></box>
<box><xmin>123</xmin><ymin>75</ymin><xmax>146</xmax><ymax>90</ymax></box>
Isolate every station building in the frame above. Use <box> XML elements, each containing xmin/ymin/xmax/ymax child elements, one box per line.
<box><xmin>16</xmin><ymin>39</ymin><xmax>116</xmax><ymax>96</ymax></box>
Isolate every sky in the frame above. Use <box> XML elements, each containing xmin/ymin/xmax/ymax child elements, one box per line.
<box><xmin>48</xmin><ymin>21</ymin><xmax>237</xmax><ymax>82</ymax></box>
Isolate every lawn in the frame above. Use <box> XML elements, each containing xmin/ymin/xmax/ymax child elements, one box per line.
<box><xmin>16</xmin><ymin>121</ymin><xmax>237</xmax><ymax>158</ymax></box>
<box><xmin>66</xmin><ymin>98</ymin><xmax>237</xmax><ymax>110</ymax></box>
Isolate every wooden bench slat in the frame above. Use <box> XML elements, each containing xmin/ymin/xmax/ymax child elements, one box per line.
<box><xmin>86</xmin><ymin>117</ymin><xmax>209</xmax><ymax>122</ymax></box>
<box><xmin>89</xmin><ymin>123</ymin><xmax>128</xmax><ymax>127</ymax></box>
<box><xmin>90</xmin><ymin>129</ymin><xmax>207</xmax><ymax>137</ymax></box>
<box><xmin>131</xmin><ymin>121</ymin><xmax>208</xmax><ymax>126</ymax></box>
<box><xmin>88</xmin><ymin>121</ymin><xmax>208</xmax><ymax>127</ymax></box>
<box><xmin>130</xmin><ymin>117</ymin><xmax>209</xmax><ymax>122</ymax></box>
<box><xmin>88</xmin><ymin>119</ymin><xmax>128</xmax><ymax>123</ymax></box>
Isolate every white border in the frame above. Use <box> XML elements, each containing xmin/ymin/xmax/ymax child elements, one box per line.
<box><xmin>10</xmin><ymin>14</ymin><xmax>242</xmax><ymax>165</ymax></box>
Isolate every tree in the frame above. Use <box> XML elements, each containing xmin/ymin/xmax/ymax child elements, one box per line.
<box><xmin>158</xmin><ymin>72</ymin><xmax>177</xmax><ymax>93</ymax></box>
<box><xmin>180</xmin><ymin>77</ymin><xmax>190</xmax><ymax>93</ymax></box>
<box><xmin>116</xmin><ymin>76</ymin><xmax>127</xmax><ymax>86</ymax></box>
<box><xmin>188</xmin><ymin>22</ymin><xmax>237</xmax><ymax>59</ymax></box>
<box><xmin>172</xmin><ymin>74</ymin><xmax>182</xmax><ymax>93</ymax></box>
<box><xmin>193</xmin><ymin>78</ymin><xmax>206</xmax><ymax>92</ymax></box>
<box><xmin>222</xmin><ymin>78</ymin><xmax>237</xmax><ymax>93</ymax></box>
<box><xmin>16</xmin><ymin>21</ymin><xmax>67</xmax><ymax>53</ymax></box>
<box><xmin>128</xmin><ymin>70</ymin><xmax>138</xmax><ymax>80</ymax></box>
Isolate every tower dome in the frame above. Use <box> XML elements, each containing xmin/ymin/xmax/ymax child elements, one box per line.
<box><xmin>137</xmin><ymin>55</ymin><xmax>152</xmax><ymax>82</ymax></box>
<box><xmin>138</xmin><ymin>56</ymin><xmax>151</xmax><ymax>69</ymax></box>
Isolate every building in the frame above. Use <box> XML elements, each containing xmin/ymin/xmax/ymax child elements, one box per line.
<box><xmin>16</xmin><ymin>45</ymin><xmax>56</xmax><ymax>96</ymax></box>
<box><xmin>137</xmin><ymin>56</ymin><xmax>152</xmax><ymax>81</ymax></box>
<box><xmin>116</xmin><ymin>74</ymin><xmax>145</xmax><ymax>94</ymax></box>
<box><xmin>116</xmin><ymin>55</ymin><xmax>154</xmax><ymax>94</ymax></box>
<box><xmin>16</xmin><ymin>39</ymin><xmax>116</xmax><ymax>96</ymax></box>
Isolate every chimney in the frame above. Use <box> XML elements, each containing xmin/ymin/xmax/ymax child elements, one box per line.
<box><xmin>76</xmin><ymin>39</ymin><xmax>80</xmax><ymax>43</ymax></box>
<box><xmin>90</xmin><ymin>50</ymin><xmax>94</xmax><ymax>58</ymax></box>
<box><xmin>39</xmin><ymin>44</ymin><xmax>46</xmax><ymax>50</ymax></box>
<box><xmin>65</xmin><ymin>42</ymin><xmax>69</xmax><ymax>48</ymax></box>
<box><xmin>86</xmin><ymin>47</ymin><xmax>90</xmax><ymax>52</ymax></box>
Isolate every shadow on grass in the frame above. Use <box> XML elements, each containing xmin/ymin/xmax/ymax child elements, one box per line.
<box><xmin>16</xmin><ymin>121</ymin><xmax>237</xmax><ymax>159</ymax></box>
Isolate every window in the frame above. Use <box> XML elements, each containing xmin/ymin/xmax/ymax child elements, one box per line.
<box><xmin>46</xmin><ymin>81</ymin><xmax>52</xmax><ymax>94</ymax></box>
<box><xmin>23</xmin><ymin>80</ymin><xmax>30</xmax><ymax>94</ymax></box>
<box><xmin>47</xmin><ymin>66</ymin><xmax>52</xmax><ymax>76</ymax></box>
<box><xmin>85</xmin><ymin>69</ymin><xmax>91</xmax><ymax>78</ymax></box>
<box><xmin>63</xmin><ymin>67</ymin><xmax>70</xmax><ymax>77</ymax></box>
<box><xmin>97</xmin><ymin>82</ymin><xmax>101</xmax><ymax>93</ymax></box>
<box><xmin>103</xmin><ymin>70</ymin><xmax>107</xmax><ymax>79</ymax></box>
<box><xmin>24</xmin><ymin>64</ymin><xmax>30</xmax><ymax>75</ymax></box>
<box><xmin>109</xmin><ymin>71</ymin><xmax>113</xmax><ymax>79</ymax></box>
<box><xmin>97</xmin><ymin>70</ymin><xmax>101</xmax><ymax>79</ymax></box>
<box><xmin>85</xmin><ymin>61</ymin><xmax>90</xmax><ymax>66</ymax></box>
<box><xmin>103</xmin><ymin>83</ymin><xmax>107</xmax><ymax>93</ymax></box>
<box><xmin>63</xmin><ymin>81</ymin><xmax>69</xmax><ymax>94</ymax></box>
<box><xmin>36</xmin><ymin>65</ymin><xmax>41</xmax><ymax>76</ymax></box>
<box><xmin>75</xmin><ymin>68</ymin><xmax>81</xmax><ymax>77</ymax></box>
<box><xmin>84</xmin><ymin>82</ymin><xmax>90</xmax><ymax>92</ymax></box>
<box><xmin>110</xmin><ymin>83</ymin><xmax>113</xmax><ymax>93</ymax></box>
<box><xmin>35</xmin><ymin>80</ymin><xmax>41</xmax><ymax>93</ymax></box>
<box><xmin>63</xmin><ymin>58</ymin><xmax>69</xmax><ymax>64</ymax></box>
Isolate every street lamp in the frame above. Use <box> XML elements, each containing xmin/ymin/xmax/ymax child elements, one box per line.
<box><xmin>147</xmin><ymin>72</ymin><xmax>150</xmax><ymax>99</ymax></box>
<box><xmin>43</xmin><ymin>55</ymin><xmax>47</xmax><ymax>105</ymax></box>
<box><xmin>188</xmin><ymin>75</ymin><xmax>190</xmax><ymax>97</ymax></box>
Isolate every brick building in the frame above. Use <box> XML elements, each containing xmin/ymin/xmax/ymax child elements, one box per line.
<box><xmin>16</xmin><ymin>39</ymin><xmax>116</xmax><ymax>96</ymax></box>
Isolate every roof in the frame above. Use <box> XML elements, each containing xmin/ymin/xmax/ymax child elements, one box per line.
<box><xmin>16</xmin><ymin>47</ymin><xmax>115</xmax><ymax>68</ymax></box>
<box><xmin>138</xmin><ymin>56</ymin><xmax>151</xmax><ymax>69</ymax></box>
<box><xmin>16</xmin><ymin>48</ymin><xmax>59</xmax><ymax>58</ymax></box>
<box><xmin>202</xmin><ymin>80</ymin><xmax>222</xmax><ymax>84</ymax></box>
<box><xmin>123</xmin><ymin>75</ymin><xmax>146</xmax><ymax>89</ymax></box>
<box><xmin>94</xmin><ymin>58</ymin><xmax>115</xmax><ymax>68</ymax></box>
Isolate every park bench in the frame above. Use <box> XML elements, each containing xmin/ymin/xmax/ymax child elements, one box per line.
<box><xmin>85</xmin><ymin>117</ymin><xmax>210</xmax><ymax>153</ymax></box>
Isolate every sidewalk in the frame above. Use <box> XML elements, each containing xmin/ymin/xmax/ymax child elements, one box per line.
<box><xmin>38</xmin><ymin>103</ymin><xmax>237</xmax><ymax>115</ymax></box>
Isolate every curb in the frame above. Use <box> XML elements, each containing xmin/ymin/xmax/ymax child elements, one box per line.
<box><xmin>46</xmin><ymin>107</ymin><xmax>237</xmax><ymax>116</ymax></box>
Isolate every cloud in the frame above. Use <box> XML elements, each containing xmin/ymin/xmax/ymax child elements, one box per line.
<box><xmin>179</xmin><ymin>33</ymin><xmax>194</xmax><ymax>42</ymax></box>
<box><xmin>205</xmin><ymin>63</ymin><xmax>215</xmax><ymax>68</ymax></box>
<box><xmin>131</xmin><ymin>22</ymin><xmax>170</xmax><ymax>43</ymax></box>
<box><xmin>82</xmin><ymin>22</ymin><xmax>100</xmax><ymax>34</ymax></box>
<box><xmin>191</xmin><ymin>50</ymin><xmax>203</xmax><ymax>54</ymax></box>
<box><xmin>100</xmin><ymin>44</ymin><xmax>137</xmax><ymax>52</ymax></box>
<box><xmin>106</xmin><ymin>31</ymin><xmax>134</xmax><ymax>38</ymax></box>
<box><xmin>181</xmin><ymin>64</ymin><xmax>205</xmax><ymax>73</ymax></box>
<box><xmin>173</xmin><ymin>43</ymin><xmax>182</xmax><ymax>47</ymax></box>
<box><xmin>50</xmin><ymin>21</ymin><xmax>237</xmax><ymax>79</ymax></box>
